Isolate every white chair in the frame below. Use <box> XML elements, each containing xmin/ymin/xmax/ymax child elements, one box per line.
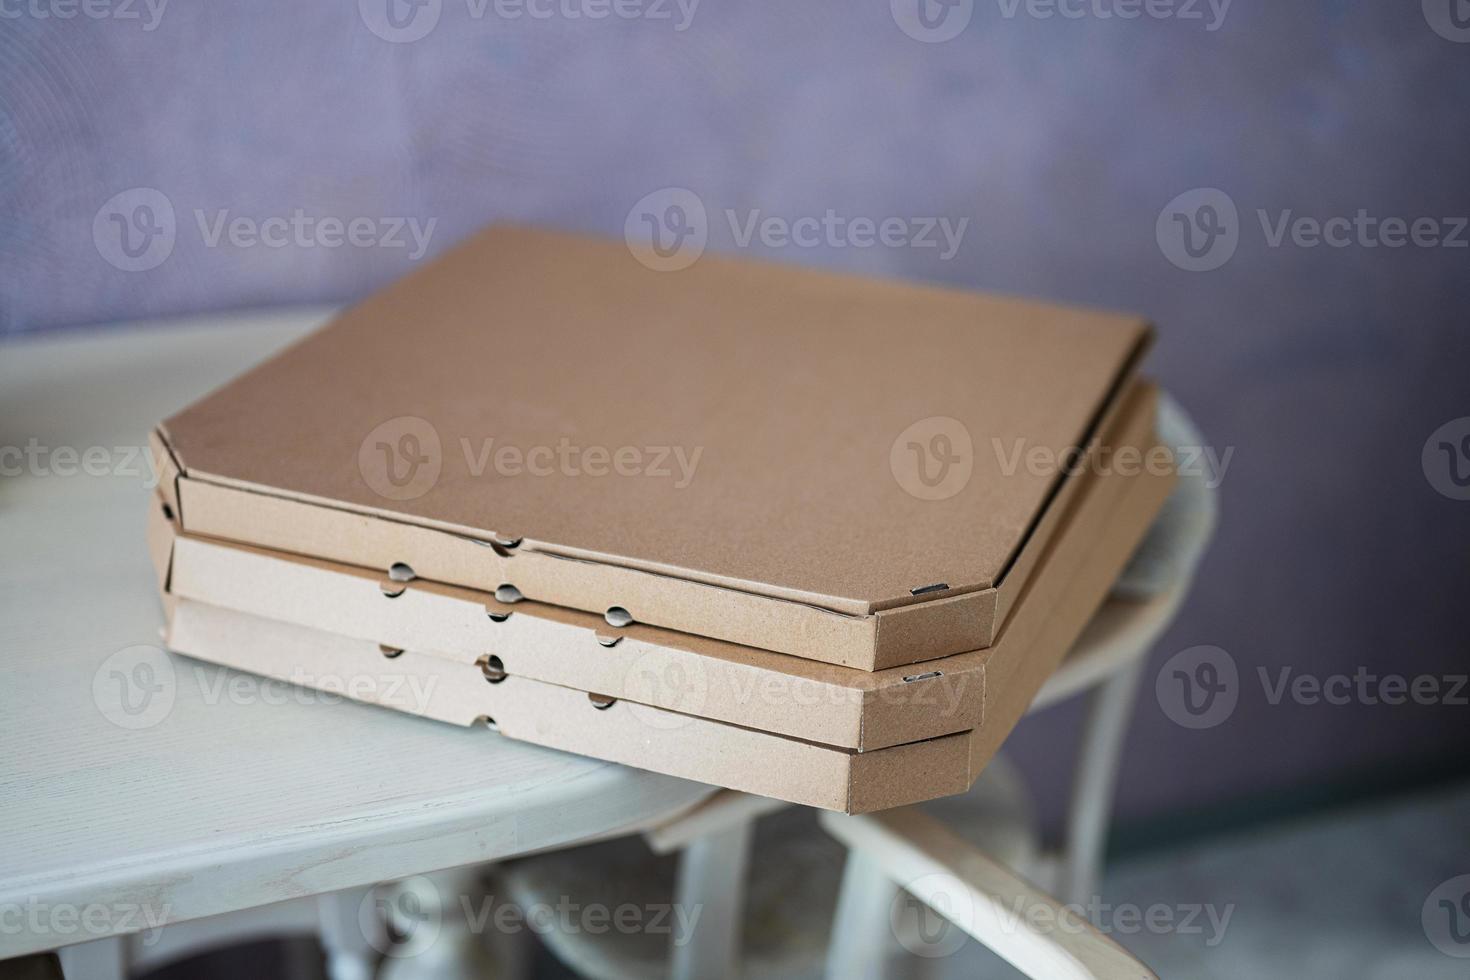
<box><xmin>495</xmin><ymin>393</ymin><xmax>1218</xmax><ymax>979</ymax></box>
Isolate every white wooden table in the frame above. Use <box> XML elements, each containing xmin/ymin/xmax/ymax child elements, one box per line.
<box><xmin>0</xmin><ymin>311</ymin><xmax>715</xmax><ymax>975</ymax></box>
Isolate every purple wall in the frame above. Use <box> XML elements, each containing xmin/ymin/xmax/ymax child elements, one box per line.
<box><xmin>5</xmin><ymin>0</ymin><xmax>1468</xmax><ymax>831</ymax></box>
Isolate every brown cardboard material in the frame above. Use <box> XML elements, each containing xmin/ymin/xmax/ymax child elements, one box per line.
<box><xmin>165</xmin><ymin>599</ymin><xmax>977</xmax><ymax>813</ymax></box>
<box><xmin>970</xmin><ymin>448</ymin><xmax>1181</xmax><ymax>767</ymax></box>
<box><xmin>155</xmin><ymin>409</ymin><xmax>1172</xmax><ymax>811</ymax></box>
<box><xmin>158</xmin><ymin>385</ymin><xmax>1166</xmax><ymax>751</ymax></box>
<box><xmin>157</xmin><ymin>225</ymin><xmax>1152</xmax><ymax>670</ymax></box>
<box><xmin>146</xmin><ymin>495</ymin><xmax>175</xmax><ymax>595</ymax></box>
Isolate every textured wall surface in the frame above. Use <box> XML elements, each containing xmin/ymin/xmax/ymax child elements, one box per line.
<box><xmin>4</xmin><ymin>0</ymin><xmax>1468</xmax><ymax>829</ymax></box>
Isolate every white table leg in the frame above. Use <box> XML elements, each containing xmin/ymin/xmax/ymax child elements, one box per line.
<box><xmin>56</xmin><ymin>936</ymin><xmax>127</xmax><ymax>980</ymax></box>
<box><xmin>670</xmin><ymin>819</ymin><xmax>753</xmax><ymax>980</ymax></box>
<box><xmin>825</xmin><ymin>850</ymin><xmax>901</xmax><ymax>980</ymax></box>
<box><xmin>318</xmin><ymin>886</ymin><xmax>379</xmax><ymax>980</ymax></box>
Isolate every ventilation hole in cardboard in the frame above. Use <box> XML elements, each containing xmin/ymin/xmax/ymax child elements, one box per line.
<box><xmin>388</xmin><ymin>562</ymin><xmax>417</xmax><ymax>583</ymax></box>
<box><xmin>903</xmin><ymin>670</ymin><xmax>943</xmax><ymax>683</ymax></box>
<box><xmin>380</xmin><ymin>581</ymin><xmax>408</xmax><ymax>599</ymax></box>
<box><xmin>379</xmin><ymin>644</ymin><xmax>404</xmax><ymax>660</ymax></box>
<box><xmin>486</xmin><ymin>609</ymin><xmax>512</xmax><ymax>623</ymax></box>
<box><xmin>495</xmin><ymin>584</ymin><xmax>524</xmax><ymax>604</ymax></box>
<box><xmin>160</xmin><ymin>500</ymin><xmax>176</xmax><ymax>522</ymax></box>
<box><xmin>909</xmin><ymin>583</ymin><xmax>949</xmax><ymax>596</ymax></box>
<box><xmin>588</xmin><ymin>693</ymin><xmax>616</xmax><ymax>710</ymax></box>
<box><xmin>474</xmin><ymin>715</ymin><xmax>500</xmax><ymax>732</ymax></box>
<box><xmin>596</xmin><ymin>634</ymin><xmax>623</xmax><ymax>649</ymax></box>
<box><xmin>604</xmin><ymin>606</ymin><xmax>634</xmax><ymax>629</ymax></box>
<box><xmin>489</xmin><ymin>536</ymin><xmax>522</xmax><ymax>558</ymax></box>
<box><xmin>478</xmin><ymin>655</ymin><xmax>507</xmax><ymax>684</ymax></box>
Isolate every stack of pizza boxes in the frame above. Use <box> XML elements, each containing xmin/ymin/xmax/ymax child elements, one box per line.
<box><xmin>146</xmin><ymin>226</ymin><xmax>1174</xmax><ymax>813</ymax></box>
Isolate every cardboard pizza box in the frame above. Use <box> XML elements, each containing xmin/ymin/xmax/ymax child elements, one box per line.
<box><xmin>155</xmin><ymin>383</ymin><xmax>1169</xmax><ymax>752</ymax></box>
<box><xmin>154</xmin><ymin>225</ymin><xmax>1152</xmax><ymax>670</ymax></box>
<box><xmin>166</xmin><ymin>599</ymin><xmax>975</xmax><ymax>813</ymax></box>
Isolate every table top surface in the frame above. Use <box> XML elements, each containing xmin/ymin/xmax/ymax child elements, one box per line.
<box><xmin>0</xmin><ymin>310</ymin><xmax>714</xmax><ymax>959</ymax></box>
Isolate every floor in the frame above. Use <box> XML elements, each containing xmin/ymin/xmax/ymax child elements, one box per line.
<box><xmin>932</xmin><ymin>780</ymin><xmax>1470</xmax><ymax>979</ymax></box>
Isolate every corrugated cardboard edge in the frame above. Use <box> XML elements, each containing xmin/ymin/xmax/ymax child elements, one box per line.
<box><xmin>966</xmin><ymin>422</ymin><xmax>1178</xmax><ymax>777</ymax></box>
<box><xmin>163</xmin><ymin>598</ymin><xmax>972</xmax><ymax>813</ymax></box>
<box><xmin>153</xmin><ymin>358</ymin><xmax>1146</xmax><ymax>672</ymax></box>
<box><xmin>167</xmin><ymin>530</ymin><xmax>913</xmax><ymax>749</ymax></box>
<box><xmin>148</xmin><ymin>428</ymin><xmax>183</xmax><ymax>524</ymax></box>
<box><xmin>860</xmin><ymin>382</ymin><xmax>1163</xmax><ymax>752</ymax></box>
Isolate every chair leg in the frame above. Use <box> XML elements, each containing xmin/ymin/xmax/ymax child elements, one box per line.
<box><xmin>824</xmin><ymin>850</ymin><xmax>902</xmax><ymax>980</ymax></box>
<box><xmin>1060</xmin><ymin>658</ymin><xmax>1145</xmax><ymax>909</ymax></box>
<box><xmin>669</xmin><ymin>819</ymin><xmax>753</xmax><ymax>980</ymax></box>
